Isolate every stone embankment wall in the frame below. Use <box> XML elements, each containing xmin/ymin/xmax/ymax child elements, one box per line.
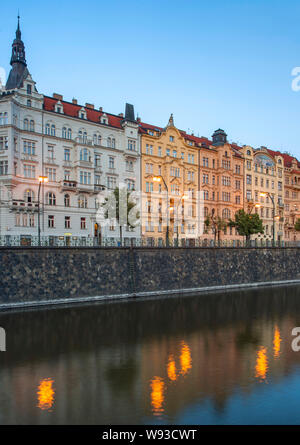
<box><xmin>0</xmin><ymin>247</ymin><xmax>299</xmax><ymax>309</ymax></box>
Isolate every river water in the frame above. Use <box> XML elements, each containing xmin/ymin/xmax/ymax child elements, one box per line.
<box><xmin>1</xmin><ymin>286</ymin><xmax>300</xmax><ymax>425</ymax></box>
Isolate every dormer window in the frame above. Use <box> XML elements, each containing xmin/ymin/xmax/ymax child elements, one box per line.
<box><xmin>101</xmin><ymin>113</ymin><xmax>108</xmax><ymax>125</ymax></box>
<box><xmin>79</xmin><ymin>108</ymin><xmax>87</xmax><ymax>120</ymax></box>
<box><xmin>27</xmin><ymin>84</ymin><xmax>32</xmax><ymax>95</ymax></box>
<box><xmin>55</xmin><ymin>101</ymin><xmax>63</xmax><ymax>114</ymax></box>
<box><xmin>169</xmin><ymin>136</ymin><xmax>174</xmax><ymax>142</ymax></box>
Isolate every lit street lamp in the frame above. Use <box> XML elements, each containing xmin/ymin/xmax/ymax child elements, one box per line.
<box><xmin>38</xmin><ymin>176</ymin><xmax>48</xmax><ymax>246</ymax></box>
<box><xmin>175</xmin><ymin>193</ymin><xmax>189</xmax><ymax>245</ymax></box>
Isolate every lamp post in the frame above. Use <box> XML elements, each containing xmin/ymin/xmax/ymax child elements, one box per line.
<box><xmin>175</xmin><ymin>193</ymin><xmax>189</xmax><ymax>246</ymax></box>
<box><xmin>153</xmin><ymin>175</ymin><xmax>169</xmax><ymax>246</ymax></box>
<box><xmin>260</xmin><ymin>192</ymin><xmax>275</xmax><ymax>245</ymax></box>
<box><xmin>38</xmin><ymin>176</ymin><xmax>48</xmax><ymax>246</ymax></box>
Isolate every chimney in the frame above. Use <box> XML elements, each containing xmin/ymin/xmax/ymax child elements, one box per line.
<box><xmin>137</xmin><ymin>117</ymin><xmax>141</xmax><ymax>123</ymax></box>
<box><xmin>118</xmin><ymin>113</ymin><xmax>124</xmax><ymax>118</ymax></box>
<box><xmin>85</xmin><ymin>103</ymin><xmax>94</xmax><ymax>109</ymax></box>
<box><xmin>53</xmin><ymin>93</ymin><xmax>63</xmax><ymax>100</ymax></box>
<box><xmin>72</xmin><ymin>98</ymin><xmax>78</xmax><ymax>105</ymax></box>
<box><xmin>99</xmin><ymin>107</ymin><xmax>103</xmax><ymax>112</ymax></box>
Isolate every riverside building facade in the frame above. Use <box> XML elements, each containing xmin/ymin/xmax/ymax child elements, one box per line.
<box><xmin>140</xmin><ymin>118</ymin><xmax>244</xmax><ymax>245</ymax></box>
<box><xmin>0</xmin><ymin>19</ymin><xmax>141</xmax><ymax>246</ymax></box>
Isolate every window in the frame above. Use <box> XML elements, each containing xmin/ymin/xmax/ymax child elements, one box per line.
<box><xmin>278</xmin><ymin>181</ymin><xmax>282</xmax><ymax>191</ymax></box>
<box><xmin>80</xmin><ymin>148</ymin><xmax>90</xmax><ymax>162</ymax></box>
<box><xmin>67</xmin><ymin>128</ymin><xmax>72</xmax><ymax>139</ymax></box>
<box><xmin>146</xmin><ymin>163</ymin><xmax>153</xmax><ymax>174</ymax></box>
<box><xmin>0</xmin><ymin>136</ymin><xmax>8</xmax><ymax>150</ymax></box>
<box><xmin>203</xmin><ymin>157</ymin><xmax>209</xmax><ymax>167</ymax></box>
<box><xmin>27</xmin><ymin>100</ymin><xmax>32</xmax><ymax>107</ymax></box>
<box><xmin>64</xmin><ymin>194</ymin><xmax>70</xmax><ymax>207</ymax></box>
<box><xmin>222</xmin><ymin>160</ymin><xmax>231</xmax><ymax>170</ymax></box>
<box><xmin>45</xmin><ymin>123</ymin><xmax>50</xmax><ymax>135</ymax></box>
<box><xmin>23</xmin><ymin>119</ymin><xmax>29</xmax><ymax>130</ymax></box>
<box><xmin>169</xmin><ymin>136</ymin><xmax>174</xmax><ymax>142</ymax></box>
<box><xmin>111</xmin><ymin>138</ymin><xmax>116</xmax><ymax>149</ymax></box>
<box><xmin>235</xmin><ymin>165</ymin><xmax>241</xmax><ymax>174</ymax></box>
<box><xmin>188</xmin><ymin>154</ymin><xmax>195</xmax><ymax>164</ymax></box>
<box><xmin>0</xmin><ymin>160</ymin><xmax>8</xmax><ymax>175</ymax></box>
<box><xmin>107</xmin><ymin>137</ymin><xmax>111</xmax><ymax>148</ymax></box>
<box><xmin>222</xmin><ymin>208</ymin><xmax>231</xmax><ymax>219</ymax></box>
<box><xmin>158</xmin><ymin>146</ymin><xmax>162</xmax><ymax>157</ymax></box>
<box><xmin>109</xmin><ymin>157</ymin><xmax>115</xmax><ymax>169</ymax></box>
<box><xmin>222</xmin><ymin>176</ymin><xmax>231</xmax><ymax>186</ymax></box>
<box><xmin>0</xmin><ymin>112</ymin><xmax>8</xmax><ymax>125</ymax></box>
<box><xmin>78</xmin><ymin>195</ymin><xmax>87</xmax><ymax>208</ymax></box>
<box><xmin>47</xmin><ymin>145</ymin><xmax>54</xmax><ymax>160</ymax></box>
<box><xmin>127</xmin><ymin>179</ymin><xmax>135</xmax><ymax>191</ymax></box>
<box><xmin>64</xmin><ymin>148</ymin><xmax>70</xmax><ymax>161</ymax></box>
<box><xmin>23</xmin><ymin>141</ymin><xmax>35</xmax><ymax>155</ymax></box>
<box><xmin>173</xmin><ymin>150</ymin><xmax>177</xmax><ymax>158</ymax></box>
<box><xmin>24</xmin><ymin>164</ymin><xmax>35</xmax><ymax>178</ymax></box>
<box><xmin>170</xmin><ymin>167</ymin><xmax>180</xmax><ymax>177</ymax></box>
<box><xmin>146</xmin><ymin>144</ymin><xmax>153</xmax><ymax>155</ymax></box>
<box><xmin>246</xmin><ymin>174</ymin><xmax>252</xmax><ymax>185</ymax></box>
<box><xmin>222</xmin><ymin>192</ymin><xmax>231</xmax><ymax>202</ymax></box>
<box><xmin>95</xmin><ymin>154</ymin><xmax>101</xmax><ymax>167</ymax></box>
<box><xmin>203</xmin><ymin>174</ymin><xmax>209</xmax><ymax>184</ymax></box>
<box><xmin>29</xmin><ymin>120</ymin><xmax>34</xmax><ymax>132</ymax></box>
<box><xmin>235</xmin><ymin>195</ymin><xmax>241</xmax><ymax>204</ymax></box>
<box><xmin>65</xmin><ymin>216</ymin><xmax>71</xmax><ymax>229</ymax></box>
<box><xmin>107</xmin><ymin>176</ymin><xmax>116</xmax><ymax>189</ymax></box>
<box><xmin>81</xmin><ymin>217</ymin><xmax>87</xmax><ymax>230</ymax></box>
<box><xmin>62</xmin><ymin>127</ymin><xmax>67</xmax><ymax>138</ymax></box>
<box><xmin>24</xmin><ymin>189</ymin><xmax>34</xmax><ymax>203</ymax></box>
<box><xmin>47</xmin><ymin>192</ymin><xmax>56</xmax><ymax>206</ymax></box>
<box><xmin>80</xmin><ymin>171</ymin><xmax>91</xmax><ymax>185</ymax></box>
<box><xmin>27</xmin><ymin>84</ymin><xmax>32</xmax><ymax>95</ymax></box>
<box><xmin>51</xmin><ymin>125</ymin><xmax>56</xmax><ymax>136</ymax></box>
<box><xmin>126</xmin><ymin>160</ymin><xmax>134</xmax><ymax>172</ymax></box>
<box><xmin>48</xmin><ymin>215</ymin><xmax>55</xmax><ymax>228</ymax></box>
<box><xmin>45</xmin><ymin>168</ymin><xmax>56</xmax><ymax>182</ymax></box>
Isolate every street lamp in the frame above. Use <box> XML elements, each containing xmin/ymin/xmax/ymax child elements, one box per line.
<box><xmin>175</xmin><ymin>193</ymin><xmax>189</xmax><ymax>245</ymax></box>
<box><xmin>260</xmin><ymin>192</ymin><xmax>275</xmax><ymax>245</ymax></box>
<box><xmin>153</xmin><ymin>175</ymin><xmax>169</xmax><ymax>246</ymax></box>
<box><xmin>38</xmin><ymin>176</ymin><xmax>48</xmax><ymax>246</ymax></box>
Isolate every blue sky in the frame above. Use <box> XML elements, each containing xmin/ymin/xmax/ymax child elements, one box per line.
<box><xmin>1</xmin><ymin>0</ymin><xmax>300</xmax><ymax>156</ymax></box>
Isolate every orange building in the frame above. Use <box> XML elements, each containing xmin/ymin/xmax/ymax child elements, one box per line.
<box><xmin>139</xmin><ymin>118</ymin><xmax>244</xmax><ymax>245</ymax></box>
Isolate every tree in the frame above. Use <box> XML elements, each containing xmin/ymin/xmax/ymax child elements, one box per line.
<box><xmin>204</xmin><ymin>210</ymin><xmax>228</xmax><ymax>242</ymax></box>
<box><xmin>295</xmin><ymin>218</ymin><xmax>300</xmax><ymax>232</ymax></box>
<box><xmin>229</xmin><ymin>209</ymin><xmax>264</xmax><ymax>243</ymax></box>
<box><xmin>102</xmin><ymin>187</ymin><xmax>139</xmax><ymax>245</ymax></box>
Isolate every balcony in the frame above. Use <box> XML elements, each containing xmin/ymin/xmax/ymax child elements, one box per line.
<box><xmin>10</xmin><ymin>200</ymin><xmax>39</xmax><ymax>212</ymax></box>
<box><xmin>60</xmin><ymin>180</ymin><xmax>77</xmax><ymax>191</ymax></box>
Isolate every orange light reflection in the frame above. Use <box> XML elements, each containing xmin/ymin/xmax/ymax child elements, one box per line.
<box><xmin>37</xmin><ymin>378</ymin><xmax>55</xmax><ymax>411</ymax></box>
<box><xmin>150</xmin><ymin>377</ymin><xmax>165</xmax><ymax>415</ymax></box>
<box><xmin>255</xmin><ymin>347</ymin><xmax>268</xmax><ymax>381</ymax></box>
<box><xmin>273</xmin><ymin>326</ymin><xmax>282</xmax><ymax>359</ymax></box>
<box><xmin>180</xmin><ymin>342</ymin><xmax>192</xmax><ymax>376</ymax></box>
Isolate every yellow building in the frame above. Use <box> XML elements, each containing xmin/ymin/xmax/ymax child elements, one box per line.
<box><xmin>139</xmin><ymin>115</ymin><xmax>200</xmax><ymax>246</ymax></box>
<box><xmin>240</xmin><ymin>146</ymin><xmax>285</xmax><ymax>242</ymax></box>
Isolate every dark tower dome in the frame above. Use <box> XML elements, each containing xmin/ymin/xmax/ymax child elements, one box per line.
<box><xmin>6</xmin><ymin>16</ymin><xmax>30</xmax><ymax>90</ymax></box>
<box><xmin>212</xmin><ymin>129</ymin><xmax>227</xmax><ymax>146</ymax></box>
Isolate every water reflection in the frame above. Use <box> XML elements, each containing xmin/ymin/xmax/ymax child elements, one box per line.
<box><xmin>179</xmin><ymin>342</ymin><xmax>192</xmax><ymax>376</ymax></box>
<box><xmin>273</xmin><ymin>326</ymin><xmax>282</xmax><ymax>359</ymax></box>
<box><xmin>255</xmin><ymin>347</ymin><xmax>268</xmax><ymax>382</ymax></box>
<box><xmin>37</xmin><ymin>378</ymin><xmax>55</xmax><ymax>411</ymax></box>
<box><xmin>150</xmin><ymin>377</ymin><xmax>165</xmax><ymax>415</ymax></box>
<box><xmin>1</xmin><ymin>285</ymin><xmax>300</xmax><ymax>424</ymax></box>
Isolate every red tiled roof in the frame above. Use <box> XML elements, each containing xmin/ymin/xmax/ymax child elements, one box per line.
<box><xmin>43</xmin><ymin>96</ymin><xmax>123</xmax><ymax>129</ymax></box>
<box><xmin>139</xmin><ymin>121</ymin><xmax>242</xmax><ymax>156</ymax></box>
<box><xmin>266</xmin><ymin>148</ymin><xmax>300</xmax><ymax>169</ymax></box>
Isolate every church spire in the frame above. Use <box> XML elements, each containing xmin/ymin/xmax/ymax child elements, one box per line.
<box><xmin>6</xmin><ymin>16</ymin><xmax>29</xmax><ymax>90</ymax></box>
<box><xmin>10</xmin><ymin>15</ymin><xmax>26</xmax><ymax>66</ymax></box>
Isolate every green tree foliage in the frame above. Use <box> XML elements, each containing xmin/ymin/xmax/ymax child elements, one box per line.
<box><xmin>102</xmin><ymin>187</ymin><xmax>139</xmax><ymax>245</ymax></box>
<box><xmin>229</xmin><ymin>209</ymin><xmax>264</xmax><ymax>243</ymax></box>
<box><xmin>295</xmin><ymin>218</ymin><xmax>300</xmax><ymax>232</ymax></box>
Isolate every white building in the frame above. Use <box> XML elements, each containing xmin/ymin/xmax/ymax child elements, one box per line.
<box><xmin>0</xmin><ymin>18</ymin><xmax>141</xmax><ymax>246</ymax></box>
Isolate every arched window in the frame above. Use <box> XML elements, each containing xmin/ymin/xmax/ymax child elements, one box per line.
<box><xmin>24</xmin><ymin>189</ymin><xmax>34</xmax><ymax>203</ymax></box>
<box><xmin>80</xmin><ymin>148</ymin><xmax>90</xmax><ymax>162</ymax></box>
<box><xmin>247</xmin><ymin>150</ymin><xmax>251</xmax><ymax>156</ymax></box>
<box><xmin>67</xmin><ymin>128</ymin><xmax>72</xmax><ymax>139</ymax></box>
<box><xmin>111</xmin><ymin>138</ymin><xmax>116</xmax><ymax>148</ymax></box>
<box><xmin>78</xmin><ymin>130</ymin><xmax>83</xmax><ymax>142</ymax></box>
<box><xmin>64</xmin><ymin>194</ymin><xmax>70</xmax><ymax>207</ymax></box>
<box><xmin>45</xmin><ymin>123</ymin><xmax>50</xmax><ymax>135</ymax></box>
<box><xmin>78</xmin><ymin>195</ymin><xmax>87</xmax><ymax>209</ymax></box>
<box><xmin>83</xmin><ymin>132</ymin><xmax>87</xmax><ymax>143</ymax></box>
<box><xmin>222</xmin><ymin>208</ymin><xmax>230</xmax><ymax>219</ymax></box>
<box><xmin>30</xmin><ymin>120</ymin><xmax>34</xmax><ymax>132</ymax></box>
<box><xmin>23</xmin><ymin>119</ymin><xmax>29</xmax><ymax>130</ymax></box>
<box><xmin>107</xmin><ymin>137</ymin><xmax>111</xmax><ymax>148</ymax></box>
<box><xmin>51</xmin><ymin>124</ymin><xmax>56</xmax><ymax>136</ymax></box>
<box><xmin>62</xmin><ymin>127</ymin><xmax>67</xmax><ymax>138</ymax></box>
<box><xmin>47</xmin><ymin>192</ymin><xmax>56</xmax><ymax>206</ymax></box>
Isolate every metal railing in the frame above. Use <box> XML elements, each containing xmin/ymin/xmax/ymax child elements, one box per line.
<box><xmin>0</xmin><ymin>235</ymin><xmax>299</xmax><ymax>248</ymax></box>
